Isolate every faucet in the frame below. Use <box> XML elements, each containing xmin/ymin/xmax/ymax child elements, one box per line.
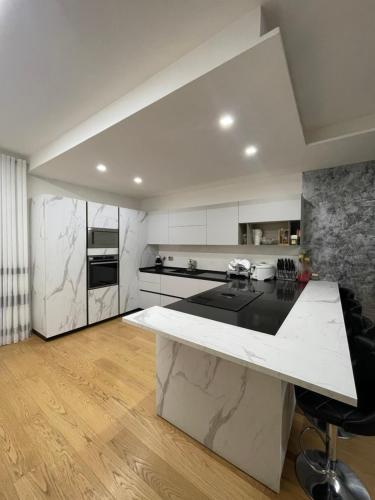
<box><xmin>235</xmin><ymin>262</ymin><xmax>245</xmax><ymax>275</ymax></box>
<box><xmin>187</xmin><ymin>259</ymin><xmax>197</xmax><ymax>272</ymax></box>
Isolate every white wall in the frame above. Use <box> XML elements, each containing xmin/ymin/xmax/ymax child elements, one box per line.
<box><xmin>28</xmin><ymin>175</ymin><xmax>140</xmax><ymax>209</ymax></box>
<box><xmin>141</xmin><ymin>172</ymin><xmax>302</xmax><ymax>211</ymax></box>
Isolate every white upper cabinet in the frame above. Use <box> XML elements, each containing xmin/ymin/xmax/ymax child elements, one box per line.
<box><xmin>87</xmin><ymin>201</ymin><xmax>118</xmax><ymax>228</ymax></box>
<box><xmin>147</xmin><ymin>212</ymin><xmax>169</xmax><ymax>244</ymax></box>
<box><xmin>168</xmin><ymin>225</ymin><xmax>206</xmax><ymax>245</ymax></box>
<box><xmin>168</xmin><ymin>208</ymin><xmax>207</xmax><ymax>245</ymax></box>
<box><xmin>239</xmin><ymin>197</ymin><xmax>301</xmax><ymax>223</ymax></box>
<box><xmin>145</xmin><ymin>196</ymin><xmax>301</xmax><ymax>245</ymax></box>
<box><xmin>169</xmin><ymin>208</ymin><xmax>206</xmax><ymax>227</ymax></box>
<box><xmin>207</xmin><ymin>203</ymin><xmax>238</xmax><ymax>245</ymax></box>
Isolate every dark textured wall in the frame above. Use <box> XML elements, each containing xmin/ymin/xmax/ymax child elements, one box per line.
<box><xmin>302</xmin><ymin>161</ymin><xmax>375</xmax><ymax>320</ymax></box>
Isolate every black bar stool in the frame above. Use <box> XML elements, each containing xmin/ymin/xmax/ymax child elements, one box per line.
<box><xmin>347</xmin><ymin>313</ymin><xmax>374</xmax><ymax>340</ymax></box>
<box><xmin>339</xmin><ymin>286</ymin><xmax>355</xmax><ymax>301</ymax></box>
<box><xmin>342</xmin><ymin>298</ymin><xmax>362</xmax><ymax>315</ymax></box>
<box><xmin>295</xmin><ymin>335</ymin><xmax>375</xmax><ymax>499</ymax></box>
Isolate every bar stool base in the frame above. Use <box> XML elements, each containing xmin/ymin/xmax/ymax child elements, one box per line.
<box><xmin>295</xmin><ymin>450</ymin><xmax>370</xmax><ymax>500</ymax></box>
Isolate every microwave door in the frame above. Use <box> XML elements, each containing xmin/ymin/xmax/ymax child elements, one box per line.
<box><xmin>88</xmin><ymin>228</ymin><xmax>118</xmax><ymax>249</ymax></box>
<box><xmin>88</xmin><ymin>228</ymin><xmax>94</xmax><ymax>247</ymax></box>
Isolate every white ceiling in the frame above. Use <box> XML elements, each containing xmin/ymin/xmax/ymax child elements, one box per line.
<box><xmin>264</xmin><ymin>0</ymin><xmax>375</xmax><ymax>137</ymax></box>
<box><xmin>33</xmin><ymin>30</ymin><xmax>305</xmax><ymax>197</ymax></box>
<box><xmin>0</xmin><ymin>0</ymin><xmax>260</xmax><ymax>155</ymax></box>
<box><xmin>2</xmin><ymin>0</ymin><xmax>375</xmax><ymax>198</ymax></box>
<box><xmin>32</xmin><ymin>29</ymin><xmax>375</xmax><ymax>198</ymax></box>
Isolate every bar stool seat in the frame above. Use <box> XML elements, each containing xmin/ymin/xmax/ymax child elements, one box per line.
<box><xmin>347</xmin><ymin>313</ymin><xmax>375</xmax><ymax>340</ymax></box>
<box><xmin>296</xmin><ymin>386</ymin><xmax>375</xmax><ymax>434</ymax></box>
<box><xmin>339</xmin><ymin>286</ymin><xmax>355</xmax><ymax>301</ymax></box>
<box><xmin>342</xmin><ymin>298</ymin><xmax>362</xmax><ymax>315</ymax></box>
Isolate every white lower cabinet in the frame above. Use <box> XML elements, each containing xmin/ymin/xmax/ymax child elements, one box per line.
<box><xmin>161</xmin><ymin>295</ymin><xmax>181</xmax><ymax>306</ymax></box>
<box><xmin>139</xmin><ymin>272</ymin><xmax>161</xmax><ymax>293</ymax></box>
<box><xmin>139</xmin><ymin>291</ymin><xmax>161</xmax><ymax>308</ymax></box>
<box><xmin>139</xmin><ymin>272</ymin><xmax>161</xmax><ymax>284</ymax></box>
<box><xmin>160</xmin><ymin>275</ymin><xmax>221</xmax><ymax>298</ymax></box>
<box><xmin>139</xmin><ymin>274</ymin><xmax>222</xmax><ymax>309</ymax></box>
<box><xmin>88</xmin><ymin>285</ymin><xmax>119</xmax><ymax>325</ymax></box>
<box><xmin>161</xmin><ymin>275</ymin><xmax>201</xmax><ymax>298</ymax></box>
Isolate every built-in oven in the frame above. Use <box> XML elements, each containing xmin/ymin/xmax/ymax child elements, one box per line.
<box><xmin>88</xmin><ymin>255</ymin><xmax>119</xmax><ymax>289</ymax></box>
<box><xmin>87</xmin><ymin>227</ymin><xmax>119</xmax><ymax>249</ymax></box>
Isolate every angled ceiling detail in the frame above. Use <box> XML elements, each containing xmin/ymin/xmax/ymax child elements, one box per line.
<box><xmin>1</xmin><ymin>1</ymin><xmax>375</xmax><ymax>199</ymax></box>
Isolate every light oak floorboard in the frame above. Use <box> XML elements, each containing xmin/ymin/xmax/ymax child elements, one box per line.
<box><xmin>0</xmin><ymin>318</ymin><xmax>373</xmax><ymax>499</ymax></box>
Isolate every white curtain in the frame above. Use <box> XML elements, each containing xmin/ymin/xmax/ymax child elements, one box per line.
<box><xmin>0</xmin><ymin>154</ymin><xmax>30</xmax><ymax>345</ymax></box>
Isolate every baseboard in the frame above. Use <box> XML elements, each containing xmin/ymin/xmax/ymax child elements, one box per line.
<box><xmin>32</xmin><ymin>308</ymin><xmax>141</xmax><ymax>341</ymax></box>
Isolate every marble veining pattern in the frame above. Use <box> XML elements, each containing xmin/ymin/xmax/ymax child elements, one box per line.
<box><xmin>87</xmin><ymin>201</ymin><xmax>118</xmax><ymax>229</ymax></box>
<box><xmin>31</xmin><ymin>195</ymin><xmax>87</xmax><ymax>337</ymax></box>
<box><xmin>88</xmin><ymin>285</ymin><xmax>119</xmax><ymax>324</ymax></box>
<box><xmin>124</xmin><ymin>280</ymin><xmax>357</xmax><ymax>406</ymax></box>
<box><xmin>30</xmin><ymin>197</ymin><xmax>46</xmax><ymax>335</ymax></box>
<box><xmin>119</xmin><ymin>208</ymin><xmax>157</xmax><ymax>314</ymax></box>
<box><xmin>156</xmin><ymin>335</ymin><xmax>294</xmax><ymax>492</ymax></box>
<box><xmin>303</xmin><ymin>161</ymin><xmax>375</xmax><ymax>320</ymax></box>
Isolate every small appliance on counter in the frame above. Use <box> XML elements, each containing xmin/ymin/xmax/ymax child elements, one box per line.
<box><xmin>276</xmin><ymin>259</ymin><xmax>297</xmax><ymax>281</ymax></box>
<box><xmin>227</xmin><ymin>258</ymin><xmax>251</xmax><ymax>279</ymax></box>
<box><xmin>154</xmin><ymin>255</ymin><xmax>165</xmax><ymax>269</ymax></box>
<box><xmin>251</xmin><ymin>263</ymin><xmax>275</xmax><ymax>281</ymax></box>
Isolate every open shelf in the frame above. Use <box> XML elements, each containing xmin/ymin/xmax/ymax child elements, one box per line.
<box><xmin>238</xmin><ymin>220</ymin><xmax>301</xmax><ymax>247</ymax></box>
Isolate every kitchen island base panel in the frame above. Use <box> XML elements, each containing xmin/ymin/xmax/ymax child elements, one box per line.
<box><xmin>156</xmin><ymin>335</ymin><xmax>295</xmax><ymax>493</ymax></box>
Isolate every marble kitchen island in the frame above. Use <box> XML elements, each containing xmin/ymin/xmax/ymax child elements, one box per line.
<box><xmin>123</xmin><ymin>280</ymin><xmax>357</xmax><ymax>492</ymax></box>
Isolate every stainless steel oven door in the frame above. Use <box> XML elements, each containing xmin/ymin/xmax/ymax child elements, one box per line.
<box><xmin>88</xmin><ymin>255</ymin><xmax>118</xmax><ymax>289</ymax></box>
<box><xmin>87</xmin><ymin>228</ymin><xmax>119</xmax><ymax>249</ymax></box>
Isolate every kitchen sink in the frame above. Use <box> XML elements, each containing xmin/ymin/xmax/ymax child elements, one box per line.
<box><xmin>171</xmin><ymin>269</ymin><xmax>204</xmax><ymax>276</ymax></box>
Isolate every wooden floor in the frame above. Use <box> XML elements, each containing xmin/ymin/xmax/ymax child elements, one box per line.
<box><xmin>0</xmin><ymin>319</ymin><xmax>374</xmax><ymax>500</ymax></box>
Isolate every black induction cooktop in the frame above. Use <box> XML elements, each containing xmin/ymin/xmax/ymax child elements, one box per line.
<box><xmin>167</xmin><ymin>280</ymin><xmax>306</xmax><ymax>335</ymax></box>
<box><xmin>188</xmin><ymin>288</ymin><xmax>263</xmax><ymax>312</ymax></box>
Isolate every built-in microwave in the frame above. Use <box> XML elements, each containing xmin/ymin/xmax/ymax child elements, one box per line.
<box><xmin>87</xmin><ymin>227</ymin><xmax>119</xmax><ymax>249</ymax></box>
<box><xmin>88</xmin><ymin>254</ymin><xmax>119</xmax><ymax>289</ymax></box>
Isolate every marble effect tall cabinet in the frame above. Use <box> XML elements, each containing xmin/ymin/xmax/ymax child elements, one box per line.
<box><xmin>119</xmin><ymin>208</ymin><xmax>157</xmax><ymax>314</ymax></box>
<box><xmin>31</xmin><ymin>196</ymin><xmax>156</xmax><ymax>338</ymax></box>
<box><xmin>31</xmin><ymin>195</ymin><xmax>87</xmax><ymax>338</ymax></box>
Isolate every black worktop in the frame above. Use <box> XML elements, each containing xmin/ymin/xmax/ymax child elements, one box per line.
<box><xmin>167</xmin><ymin>279</ymin><xmax>306</xmax><ymax>336</ymax></box>
<box><xmin>139</xmin><ymin>266</ymin><xmax>229</xmax><ymax>282</ymax></box>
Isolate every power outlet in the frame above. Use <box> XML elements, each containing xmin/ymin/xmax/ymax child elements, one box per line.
<box><xmin>168</xmin><ymin>256</ymin><xmax>174</xmax><ymax>261</ymax></box>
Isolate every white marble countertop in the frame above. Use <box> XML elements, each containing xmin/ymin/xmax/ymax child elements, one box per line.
<box><xmin>123</xmin><ymin>281</ymin><xmax>357</xmax><ymax>406</ymax></box>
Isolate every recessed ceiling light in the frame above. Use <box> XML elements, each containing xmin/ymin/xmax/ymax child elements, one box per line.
<box><xmin>133</xmin><ymin>177</ymin><xmax>143</xmax><ymax>184</ymax></box>
<box><xmin>219</xmin><ymin>114</ymin><xmax>234</xmax><ymax>129</ymax></box>
<box><xmin>96</xmin><ymin>163</ymin><xmax>107</xmax><ymax>172</ymax></box>
<box><xmin>244</xmin><ymin>145</ymin><xmax>258</xmax><ymax>157</ymax></box>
